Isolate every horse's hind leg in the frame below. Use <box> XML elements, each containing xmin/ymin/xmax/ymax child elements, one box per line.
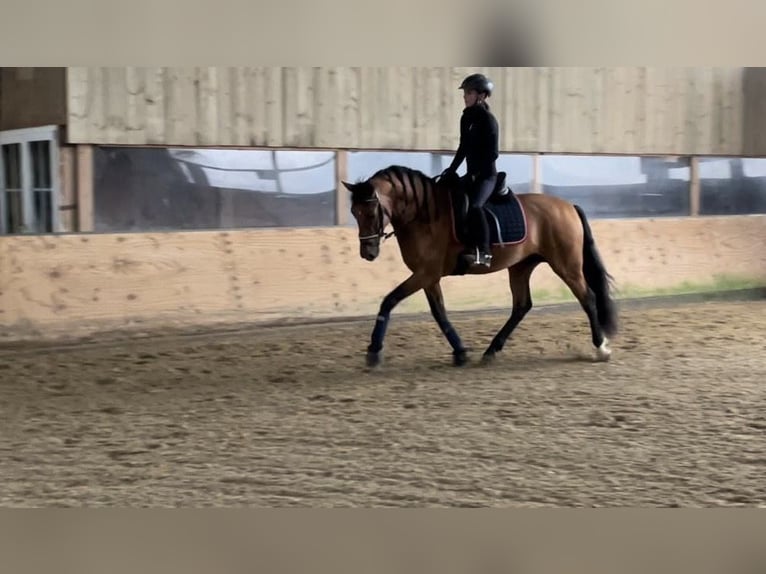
<box><xmin>482</xmin><ymin>255</ymin><xmax>543</xmax><ymax>363</ymax></box>
<box><xmin>548</xmin><ymin>254</ymin><xmax>611</xmax><ymax>362</ymax></box>
<box><xmin>424</xmin><ymin>281</ymin><xmax>468</xmax><ymax>366</ymax></box>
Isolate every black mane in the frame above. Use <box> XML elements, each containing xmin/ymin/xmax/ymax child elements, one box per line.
<box><xmin>350</xmin><ymin>164</ymin><xmax>436</xmax><ymax>200</ymax></box>
<box><xmin>362</xmin><ymin>164</ymin><xmax>440</xmax><ymax>223</ymax></box>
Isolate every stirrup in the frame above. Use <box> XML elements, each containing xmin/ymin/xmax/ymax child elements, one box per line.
<box><xmin>476</xmin><ymin>252</ymin><xmax>492</xmax><ymax>267</ymax></box>
<box><xmin>468</xmin><ymin>247</ymin><xmax>492</xmax><ymax>268</ymax></box>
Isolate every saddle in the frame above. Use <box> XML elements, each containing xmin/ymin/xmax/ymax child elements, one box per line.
<box><xmin>487</xmin><ymin>171</ymin><xmax>512</xmax><ymax>201</ymax></box>
<box><xmin>447</xmin><ymin>171</ymin><xmax>514</xmax><ymax>220</ymax></box>
<box><xmin>439</xmin><ymin>171</ymin><xmax>526</xmax><ymax>275</ymax></box>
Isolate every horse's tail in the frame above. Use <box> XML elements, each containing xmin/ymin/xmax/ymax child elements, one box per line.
<box><xmin>573</xmin><ymin>204</ymin><xmax>619</xmax><ymax>337</ymax></box>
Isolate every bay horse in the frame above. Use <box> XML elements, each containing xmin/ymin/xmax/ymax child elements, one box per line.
<box><xmin>342</xmin><ymin>165</ymin><xmax>618</xmax><ymax>368</ymax></box>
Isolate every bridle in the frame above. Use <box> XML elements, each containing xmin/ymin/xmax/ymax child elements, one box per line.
<box><xmin>356</xmin><ymin>194</ymin><xmax>396</xmax><ymax>243</ymax></box>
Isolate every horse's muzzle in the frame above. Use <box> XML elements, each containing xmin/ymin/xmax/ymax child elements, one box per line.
<box><xmin>359</xmin><ymin>239</ymin><xmax>380</xmax><ymax>261</ymax></box>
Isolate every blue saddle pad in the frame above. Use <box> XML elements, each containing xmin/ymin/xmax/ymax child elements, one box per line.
<box><xmin>484</xmin><ymin>194</ymin><xmax>527</xmax><ymax>245</ymax></box>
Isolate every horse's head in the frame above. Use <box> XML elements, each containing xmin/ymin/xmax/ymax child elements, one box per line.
<box><xmin>342</xmin><ymin>178</ymin><xmax>394</xmax><ymax>261</ymax></box>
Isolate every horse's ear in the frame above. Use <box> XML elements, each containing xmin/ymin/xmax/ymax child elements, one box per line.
<box><xmin>341</xmin><ymin>180</ymin><xmax>356</xmax><ymax>192</ymax></box>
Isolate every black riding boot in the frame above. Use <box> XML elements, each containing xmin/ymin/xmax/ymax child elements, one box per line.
<box><xmin>467</xmin><ymin>206</ymin><xmax>492</xmax><ymax>268</ymax></box>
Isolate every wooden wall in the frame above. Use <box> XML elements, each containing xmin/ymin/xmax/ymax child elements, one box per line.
<box><xmin>63</xmin><ymin>67</ymin><xmax>766</xmax><ymax>156</ymax></box>
<box><xmin>2</xmin><ymin>215</ymin><xmax>765</xmax><ymax>341</ymax></box>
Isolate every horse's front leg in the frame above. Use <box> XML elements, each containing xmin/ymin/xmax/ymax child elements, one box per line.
<box><xmin>424</xmin><ymin>280</ymin><xmax>468</xmax><ymax>366</ymax></box>
<box><xmin>366</xmin><ymin>272</ymin><xmax>430</xmax><ymax>368</ymax></box>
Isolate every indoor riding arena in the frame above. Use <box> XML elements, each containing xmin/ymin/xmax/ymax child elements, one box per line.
<box><xmin>2</xmin><ymin>67</ymin><xmax>766</xmax><ymax>507</ymax></box>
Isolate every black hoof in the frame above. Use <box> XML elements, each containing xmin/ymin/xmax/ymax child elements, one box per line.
<box><xmin>481</xmin><ymin>350</ymin><xmax>497</xmax><ymax>364</ymax></box>
<box><xmin>366</xmin><ymin>351</ymin><xmax>382</xmax><ymax>368</ymax></box>
<box><xmin>453</xmin><ymin>350</ymin><xmax>469</xmax><ymax>367</ymax></box>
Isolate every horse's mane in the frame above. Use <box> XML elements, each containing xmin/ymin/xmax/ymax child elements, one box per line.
<box><xmin>362</xmin><ymin>164</ymin><xmax>442</xmax><ymax>223</ymax></box>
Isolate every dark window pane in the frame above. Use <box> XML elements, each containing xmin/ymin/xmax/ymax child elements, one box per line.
<box><xmin>33</xmin><ymin>190</ymin><xmax>53</xmax><ymax>233</ymax></box>
<box><xmin>2</xmin><ymin>143</ymin><xmax>21</xmax><ymax>189</ymax></box>
<box><xmin>2</xmin><ymin>143</ymin><xmax>24</xmax><ymax>233</ymax></box>
<box><xmin>541</xmin><ymin>155</ymin><xmax>691</xmax><ymax>218</ymax></box>
<box><xmin>30</xmin><ymin>140</ymin><xmax>52</xmax><ymax>189</ymax></box>
<box><xmin>699</xmin><ymin>158</ymin><xmax>766</xmax><ymax>215</ymax></box>
<box><xmin>5</xmin><ymin>191</ymin><xmax>23</xmax><ymax>233</ymax></box>
<box><xmin>93</xmin><ymin>147</ymin><xmax>336</xmax><ymax>232</ymax></box>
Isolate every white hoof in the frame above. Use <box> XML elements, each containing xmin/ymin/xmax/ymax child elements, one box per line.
<box><xmin>596</xmin><ymin>338</ymin><xmax>612</xmax><ymax>362</ymax></box>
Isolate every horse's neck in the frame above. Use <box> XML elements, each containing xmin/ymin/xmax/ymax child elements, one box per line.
<box><xmin>387</xmin><ymin>185</ymin><xmax>450</xmax><ymax>235</ymax></box>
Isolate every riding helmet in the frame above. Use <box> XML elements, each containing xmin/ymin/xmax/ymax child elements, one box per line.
<box><xmin>459</xmin><ymin>73</ymin><xmax>494</xmax><ymax>96</ymax></box>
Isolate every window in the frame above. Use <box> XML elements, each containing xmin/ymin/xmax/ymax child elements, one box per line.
<box><xmin>541</xmin><ymin>155</ymin><xmax>691</xmax><ymax>218</ymax></box>
<box><xmin>92</xmin><ymin>147</ymin><xmax>337</xmax><ymax>231</ymax></box>
<box><xmin>698</xmin><ymin>157</ymin><xmax>766</xmax><ymax>215</ymax></box>
<box><xmin>0</xmin><ymin>126</ymin><xmax>59</xmax><ymax>234</ymax></box>
<box><xmin>348</xmin><ymin>150</ymin><xmax>448</xmax><ymax>180</ymax></box>
<box><xmin>347</xmin><ymin>150</ymin><xmax>534</xmax><ymax>186</ymax></box>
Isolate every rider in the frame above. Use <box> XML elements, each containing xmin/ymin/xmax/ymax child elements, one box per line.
<box><xmin>441</xmin><ymin>73</ymin><xmax>499</xmax><ymax>268</ymax></box>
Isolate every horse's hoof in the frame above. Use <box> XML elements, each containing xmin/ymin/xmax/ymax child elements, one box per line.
<box><xmin>481</xmin><ymin>350</ymin><xmax>496</xmax><ymax>364</ymax></box>
<box><xmin>366</xmin><ymin>351</ymin><xmax>382</xmax><ymax>368</ymax></box>
<box><xmin>453</xmin><ymin>350</ymin><xmax>469</xmax><ymax>367</ymax></box>
<box><xmin>595</xmin><ymin>339</ymin><xmax>612</xmax><ymax>362</ymax></box>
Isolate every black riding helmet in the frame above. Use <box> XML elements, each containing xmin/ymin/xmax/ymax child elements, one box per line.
<box><xmin>459</xmin><ymin>73</ymin><xmax>494</xmax><ymax>96</ymax></box>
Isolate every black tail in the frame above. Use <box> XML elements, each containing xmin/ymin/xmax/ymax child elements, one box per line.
<box><xmin>573</xmin><ymin>205</ymin><xmax>619</xmax><ymax>337</ymax></box>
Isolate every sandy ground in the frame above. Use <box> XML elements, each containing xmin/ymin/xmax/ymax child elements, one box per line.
<box><xmin>1</xmin><ymin>299</ymin><xmax>765</xmax><ymax>507</ymax></box>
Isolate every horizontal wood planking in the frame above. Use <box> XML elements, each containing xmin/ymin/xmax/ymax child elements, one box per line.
<box><xmin>2</xmin><ymin>215</ymin><xmax>765</xmax><ymax>340</ymax></box>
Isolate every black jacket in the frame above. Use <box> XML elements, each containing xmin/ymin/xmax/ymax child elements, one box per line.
<box><xmin>448</xmin><ymin>103</ymin><xmax>499</xmax><ymax>178</ymax></box>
